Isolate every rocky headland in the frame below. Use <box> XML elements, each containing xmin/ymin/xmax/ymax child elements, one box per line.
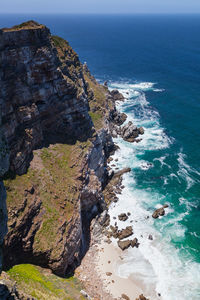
<box><xmin>0</xmin><ymin>21</ymin><xmax>147</xmax><ymax>299</ymax></box>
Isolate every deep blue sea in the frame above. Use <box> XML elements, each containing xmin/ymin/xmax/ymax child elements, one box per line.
<box><xmin>1</xmin><ymin>14</ymin><xmax>200</xmax><ymax>299</ymax></box>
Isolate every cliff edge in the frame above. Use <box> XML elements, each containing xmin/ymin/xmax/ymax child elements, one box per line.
<box><xmin>0</xmin><ymin>21</ymin><xmax>119</xmax><ymax>279</ymax></box>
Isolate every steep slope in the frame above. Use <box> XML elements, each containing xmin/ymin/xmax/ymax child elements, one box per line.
<box><xmin>0</xmin><ymin>21</ymin><xmax>117</xmax><ymax>278</ymax></box>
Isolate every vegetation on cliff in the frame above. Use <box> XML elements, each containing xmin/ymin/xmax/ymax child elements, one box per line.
<box><xmin>4</xmin><ymin>264</ymin><xmax>85</xmax><ymax>299</ymax></box>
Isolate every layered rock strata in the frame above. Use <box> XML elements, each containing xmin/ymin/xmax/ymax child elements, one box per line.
<box><xmin>0</xmin><ymin>21</ymin><xmax>119</xmax><ymax>277</ymax></box>
<box><xmin>0</xmin><ymin>21</ymin><xmax>91</xmax><ymax>175</ymax></box>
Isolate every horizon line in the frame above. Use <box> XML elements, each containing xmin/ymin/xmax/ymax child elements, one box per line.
<box><xmin>1</xmin><ymin>12</ymin><xmax>200</xmax><ymax>15</ymax></box>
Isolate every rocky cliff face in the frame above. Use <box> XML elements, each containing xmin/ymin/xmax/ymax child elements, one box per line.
<box><xmin>0</xmin><ymin>21</ymin><xmax>91</xmax><ymax>175</ymax></box>
<box><xmin>0</xmin><ymin>106</ymin><xmax>9</xmax><ymax>274</ymax></box>
<box><xmin>0</xmin><ymin>21</ymin><xmax>117</xmax><ymax>277</ymax></box>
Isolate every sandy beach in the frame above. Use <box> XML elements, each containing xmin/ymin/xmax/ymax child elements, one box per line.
<box><xmin>76</xmin><ymin>235</ymin><xmax>147</xmax><ymax>300</ymax></box>
<box><xmin>96</xmin><ymin>240</ymin><xmax>144</xmax><ymax>300</ymax></box>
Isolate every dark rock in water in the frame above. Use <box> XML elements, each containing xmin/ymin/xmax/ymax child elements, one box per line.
<box><xmin>135</xmin><ymin>138</ymin><xmax>142</xmax><ymax>143</ymax></box>
<box><xmin>106</xmin><ymin>272</ymin><xmax>112</xmax><ymax>276</ymax></box>
<box><xmin>118</xmin><ymin>226</ymin><xmax>133</xmax><ymax>240</ymax></box>
<box><xmin>138</xmin><ymin>127</ymin><xmax>144</xmax><ymax>135</ymax></box>
<box><xmin>121</xmin><ymin>121</ymin><xmax>144</xmax><ymax>143</ymax></box>
<box><xmin>117</xmin><ymin>240</ymin><xmax>132</xmax><ymax>250</ymax></box>
<box><xmin>110</xmin><ymin>89</ymin><xmax>125</xmax><ymax>101</ymax></box>
<box><xmin>131</xmin><ymin>238</ymin><xmax>139</xmax><ymax>248</ymax></box>
<box><xmin>114</xmin><ymin>168</ymin><xmax>131</xmax><ymax>178</ymax></box>
<box><xmin>104</xmin><ymin>81</ymin><xmax>108</xmax><ymax>87</ymax></box>
<box><xmin>163</xmin><ymin>204</ymin><xmax>169</xmax><ymax>208</ymax></box>
<box><xmin>148</xmin><ymin>234</ymin><xmax>153</xmax><ymax>240</ymax></box>
<box><xmin>118</xmin><ymin>213</ymin><xmax>128</xmax><ymax>221</ymax></box>
<box><xmin>152</xmin><ymin>205</ymin><xmax>168</xmax><ymax>219</ymax></box>
<box><xmin>110</xmin><ymin>110</ymin><xmax>127</xmax><ymax>126</ymax></box>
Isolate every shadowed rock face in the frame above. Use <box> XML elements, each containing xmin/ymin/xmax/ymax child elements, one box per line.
<box><xmin>0</xmin><ymin>106</ymin><xmax>9</xmax><ymax>274</ymax></box>
<box><xmin>0</xmin><ymin>22</ymin><xmax>91</xmax><ymax>175</ymax></box>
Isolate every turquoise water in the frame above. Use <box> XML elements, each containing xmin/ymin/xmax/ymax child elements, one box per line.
<box><xmin>1</xmin><ymin>14</ymin><xmax>200</xmax><ymax>299</ymax></box>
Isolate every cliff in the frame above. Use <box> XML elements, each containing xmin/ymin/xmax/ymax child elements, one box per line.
<box><xmin>0</xmin><ymin>20</ymin><xmax>120</xmax><ymax>284</ymax></box>
<box><xmin>0</xmin><ymin>107</ymin><xmax>9</xmax><ymax>274</ymax></box>
<box><xmin>0</xmin><ymin>21</ymin><xmax>92</xmax><ymax>175</ymax></box>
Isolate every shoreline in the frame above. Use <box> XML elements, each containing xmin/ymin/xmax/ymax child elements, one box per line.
<box><xmin>96</xmin><ymin>239</ymin><xmax>144</xmax><ymax>300</ymax></box>
<box><xmin>76</xmin><ymin>233</ymin><xmax>146</xmax><ymax>300</ymax></box>
<box><xmin>75</xmin><ymin>89</ymin><xmax>153</xmax><ymax>300</ymax></box>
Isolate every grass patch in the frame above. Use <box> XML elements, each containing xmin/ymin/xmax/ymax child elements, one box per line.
<box><xmin>89</xmin><ymin>111</ymin><xmax>103</xmax><ymax>129</ymax></box>
<box><xmin>2</xmin><ymin>21</ymin><xmax>44</xmax><ymax>31</ymax></box>
<box><xmin>7</xmin><ymin>264</ymin><xmax>85</xmax><ymax>300</ymax></box>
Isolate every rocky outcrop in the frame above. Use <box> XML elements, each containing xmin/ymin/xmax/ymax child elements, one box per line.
<box><xmin>152</xmin><ymin>204</ymin><xmax>169</xmax><ymax>219</ymax></box>
<box><xmin>121</xmin><ymin>121</ymin><xmax>144</xmax><ymax>143</ymax></box>
<box><xmin>118</xmin><ymin>213</ymin><xmax>128</xmax><ymax>221</ymax></box>
<box><xmin>117</xmin><ymin>237</ymin><xmax>139</xmax><ymax>251</ymax></box>
<box><xmin>110</xmin><ymin>89</ymin><xmax>125</xmax><ymax>101</ymax></box>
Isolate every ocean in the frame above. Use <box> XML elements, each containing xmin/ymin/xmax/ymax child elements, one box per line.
<box><xmin>1</xmin><ymin>14</ymin><xmax>200</xmax><ymax>299</ymax></box>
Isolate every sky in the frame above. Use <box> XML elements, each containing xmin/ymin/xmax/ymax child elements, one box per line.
<box><xmin>1</xmin><ymin>0</ymin><xmax>200</xmax><ymax>14</ymax></box>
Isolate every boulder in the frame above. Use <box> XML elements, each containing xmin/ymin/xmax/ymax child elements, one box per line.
<box><xmin>110</xmin><ymin>89</ymin><xmax>125</xmax><ymax>101</ymax></box>
<box><xmin>118</xmin><ymin>213</ymin><xmax>128</xmax><ymax>221</ymax></box>
<box><xmin>138</xmin><ymin>127</ymin><xmax>144</xmax><ymax>135</ymax></box>
<box><xmin>118</xmin><ymin>226</ymin><xmax>133</xmax><ymax>240</ymax></box>
<box><xmin>121</xmin><ymin>121</ymin><xmax>144</xmax><ymax>143</ymax></box>
<box><xmin>163</xmin><ymin>204</ymin><xmax>169</xmax><ymax>208</ymax></box>
<box><xmin>117</xmin><ymin>240</ymin><xmax>132</xmax><ymax>250</ymax></box>
<box><xmin>110</xmin><ymin>110</ymin><xmax>127</xmax><ymax>126</ymax></box>
<box><xmin>152</xmin><ymin>207</ymin><xmax>165</xmax><ymax>219</ymax></box>
<box><xmin>131</xmin><ymin>238</ymin><xmax>139</xmax><ymax>248</ymax></box>
<box><xmin>121</xmin><ymin>294</ymin><xmax>130</xmax><ymax>300</ymax></box>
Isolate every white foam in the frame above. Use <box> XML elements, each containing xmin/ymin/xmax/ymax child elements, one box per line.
<box><xmin>177</xmin><ymin>151</ymin><xmax>200</xmax><ymax>189</ymax></box>
<box><xmin>111</xmin><ymin>81</ymin><xmax>155</xmax><ymax>91</ymax></box>
<box><xmin>153</xmin><ymin>88</ymin><xmax>165</xmax><ymax>92</ymax></box>
<box><xmin>107</xmin><ymin>81</ymin><xmax>200</xmax><ymax>300</ymax></box>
